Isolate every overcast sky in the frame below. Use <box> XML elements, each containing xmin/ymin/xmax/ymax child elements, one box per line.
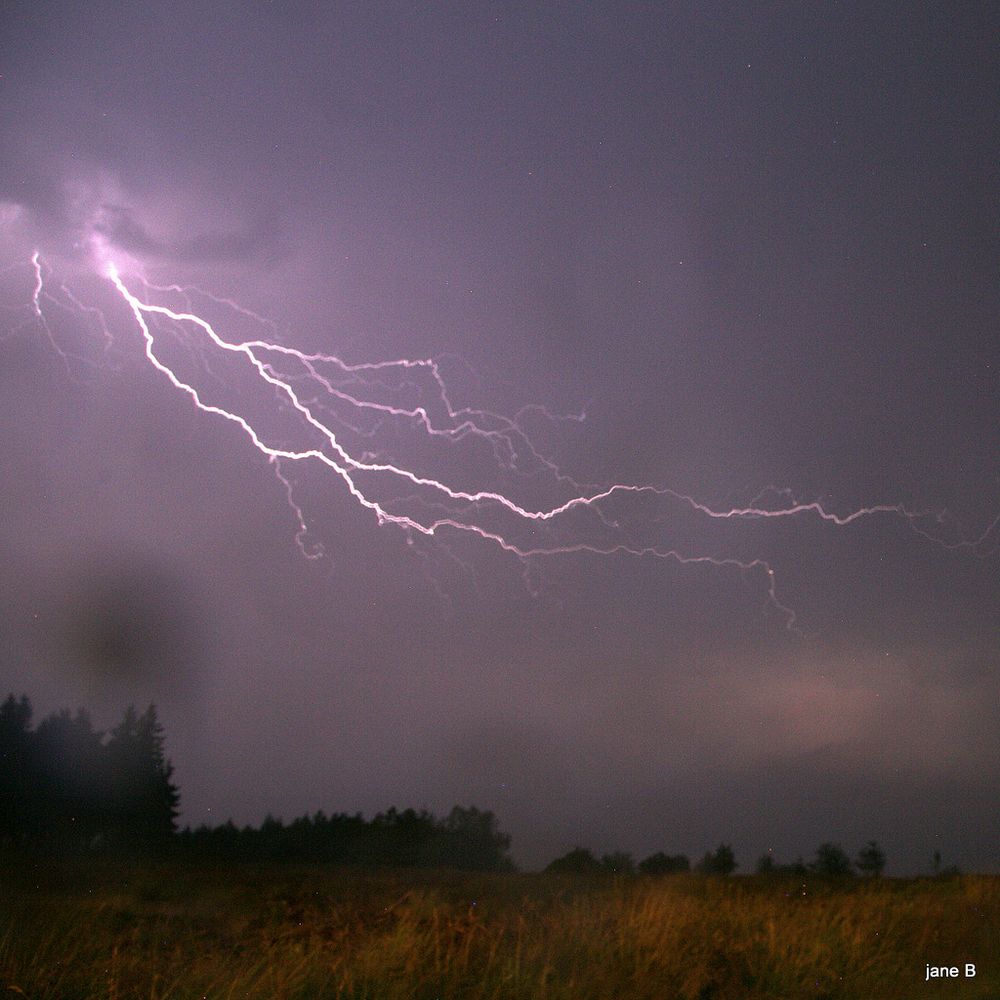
<box><xmin>1</xmin><ymin>2</ymin><xmax>998</xmax><ymax>872</ymax></box>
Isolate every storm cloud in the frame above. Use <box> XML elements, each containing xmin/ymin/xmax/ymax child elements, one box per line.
<box><xmin>1</xmin><ymin>2</ymin><xmax>997</xmax><ymax>873</ymax></box>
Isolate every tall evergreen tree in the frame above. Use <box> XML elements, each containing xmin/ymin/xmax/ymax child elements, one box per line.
<box><xmin>105</xmin><ymin>704</ymin><xmax>179</xmax><ymax>845</ymax></box>
<box><xmin>0</xmin><ymin>694</ymin><xmax>34</xmax><ymax>844</ymax></box>
<box><xmin>34</xmin><ymin>708</ymin><xmax>105</xmax><ymax>846</ymax></box>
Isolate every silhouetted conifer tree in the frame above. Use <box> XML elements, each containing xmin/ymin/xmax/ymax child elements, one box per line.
<box><xmin>100</xmin><ymin>703</ymin><xmax>179</xmax><ymax>846</ymax></box>
<box><xmin>0</xmin><ymin>694</ymin><xmax>34</xmax><ymax>845</ymax></box>
<box><xmin>34</xmin><ymin>708</ymin><xmax>105</xmax><ymax>846</ymax></box>
<box><xmin>1</xmin><ymin>695</ymin><xmax>179</xmax><ymax>851</ymax></box>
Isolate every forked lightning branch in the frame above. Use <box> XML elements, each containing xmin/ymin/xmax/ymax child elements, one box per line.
<box><xmin>6</xmin><ymin>240</ymin><xmax>998</xmax><ymax>633</ymax></box>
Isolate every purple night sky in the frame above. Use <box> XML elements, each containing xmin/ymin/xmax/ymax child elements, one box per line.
<box><xmin>1</xmin><ymin>3</ymin><xmax>997</xmax><ymax>872</ymax></box>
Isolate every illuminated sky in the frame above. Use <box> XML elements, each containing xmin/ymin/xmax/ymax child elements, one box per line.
<box><xmin>1</xmin><ymin>3</ymin><xmax>997</xmax><ymax>872</ymax></box>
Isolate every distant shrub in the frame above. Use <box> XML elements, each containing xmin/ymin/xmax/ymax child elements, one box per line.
<box><xmin>696</xmin><ymin>843</ymin><xmax>737</xmax><ymax>875</ymax></box>
<box><xmin>639</xmin><ymin>852</ymin><xmax>691</xmax><ymax>875</ymax></box>
<box><xmin>855</xmin><ymin>840</ymin><xmax>886</xmax><ymax>877</ymax></box>
<box><xmin>810</xmin><ymin>842</ymin><xmax>853</xmax><ymax>876</ymax></box>
<box><xmin>545</xmin><ymin>847</ymin><xmax>604</xmax><ymax>874</ymax></box>
<box><xmin>755</xmin><ymin>853</ymin><xmax>807</xmax><ymax>875</ymax></box>
<box><xmin>599</xmin><ymin>851</ymin><xmax>636</xmax><ymax>875</ymax></box>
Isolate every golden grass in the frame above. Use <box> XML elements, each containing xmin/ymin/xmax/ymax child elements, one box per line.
<box><xmin>1</xmin><ymin>858</ymin><xmax>997</xmax><ymax>999</ymax></box>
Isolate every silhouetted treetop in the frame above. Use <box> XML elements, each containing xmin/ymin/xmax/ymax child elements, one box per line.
<box><xmin>0</xmin><ymin>694</ymin><xmax>179</xmax><ymax>851</ymax></box>
<box><xmin>696</xmin><ymin>843</ymin><xmax>737</xmax><ymax>875</ymax></box>
<box><xmin>856</xmin><ymin>841</ymin><xmax>886</xmax><ymax>877</ymax></box>
<box><xmin>545</xmin><ymin>847</ymin><xmax>603</xmax><ymax>874</ymax></box>
<box><xmin>810</xmin><ymin>842</ymin><xmax>854</xmax><ymax>876</ymax></box>
<box><xmin>179</xmin><ymin>804</ymin><xmax>515</xmax><ymax>871</ymax></box>
<box><xmin>639</xmin><ymin>852</ymin><xmax>690</xmax><ymax>875</ymax></box>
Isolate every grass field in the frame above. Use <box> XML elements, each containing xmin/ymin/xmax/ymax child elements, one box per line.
<box><xmin>1</xmin><ymin>857</ymin><xmax>997</xmax><ymax>999</ymax></box>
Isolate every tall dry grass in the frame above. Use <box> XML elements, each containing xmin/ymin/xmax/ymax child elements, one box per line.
<box><xmin>1</xmin><ymin>858</ymin><xmax>997</xmax><ymax>999</ymax></box>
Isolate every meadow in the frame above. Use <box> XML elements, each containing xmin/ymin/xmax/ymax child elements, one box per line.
<box><xmin>1</xmin><ymin>857</ymin><xmax>997</xmax><ymax>1000</ymax></box>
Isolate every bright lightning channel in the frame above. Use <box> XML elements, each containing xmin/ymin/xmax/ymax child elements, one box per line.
<box><xmin>14</xmin><ymin>251</ymin><xmax>998</xmax><ymax>633</ymax></box>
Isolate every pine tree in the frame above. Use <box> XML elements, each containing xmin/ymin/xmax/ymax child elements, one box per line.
<box><xmin>34</xmin><ymin>708</ymin><xmax>105</xmax><ymax>846</ymax></box>
<box><xmin>105</xmin><ymin>704</ymin><xmax>179</xmax><ymax>846</ymax></box>
<box><xmin>137</xmin><ymin>705</ymin><xmax>180</xmax><ymax>841</ymax></box>
<box><xmin>0</xmin><ymin>694</ymin><xmax>34</xmax><ymax>844</ymax></box>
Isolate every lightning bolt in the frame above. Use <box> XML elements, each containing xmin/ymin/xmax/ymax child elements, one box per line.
<box><xmin>10</xmin><ymin>248</ymin><xmax>998</xmax><ymax>634</ymax></box>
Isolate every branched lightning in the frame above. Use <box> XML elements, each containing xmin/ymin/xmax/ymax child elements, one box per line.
<box><xmin>9</xmin><ymin>246</ymin><xmax>998</xmax><ymax>633</ymax></box>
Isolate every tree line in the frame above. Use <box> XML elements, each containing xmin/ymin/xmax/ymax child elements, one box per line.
<box><xmin>180</xmin><ymin>805</ymin><xmax>513</xmax><ymax>871</ymax></box>
<box><xmin>1</xmin><ymin>694</ymin><xmax>959</xmax><ymax>876</ymax></box>
<box><xmin>0</xmin><ymin>694</ymin><xmax>512</xmax><ymax>871</ymax></box>
<box><xmin>543</xmin><ymin>840</ymin><xmax>946</xmax><ymax>877</ymax></box>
